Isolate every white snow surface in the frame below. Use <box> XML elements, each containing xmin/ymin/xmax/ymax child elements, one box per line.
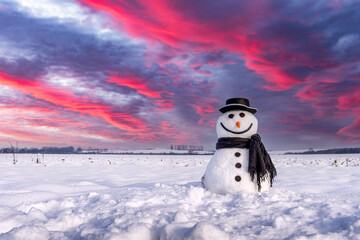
<box><xmin>1</xmin><ymin>153</ymin><xmax>360</xmax><ymax>239</ymax></box>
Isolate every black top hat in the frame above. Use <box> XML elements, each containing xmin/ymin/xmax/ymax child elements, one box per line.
<box><xmin>219</xmin><ymin>98</ymin><xmax>257</xmax><ymax>114</ymax></box>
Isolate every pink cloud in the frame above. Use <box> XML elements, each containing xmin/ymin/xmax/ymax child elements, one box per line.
<box><xmin>109</xmin><ymin>75</ymin><xmax>163</xmax><ymax>98</ymax></box>
<box><xmin>108</xmin><ymin>75</ymin><xmax>174</xmax><ymax>110</ymax></box>
<box><xmin>78</xmin><ymin>0</ymin><xmax>309</xmax><ymax>90</ymax></box>
<box><xmin>336</xmin><ymin>86</ymin><xmax>360</xmax><ymax>112</ymax></box>
<box><xmin>0</xmin><ymin>71</ymin><xmax>148</xmax><ymax>133</ymax></box>
<box><xmin>337</xmin><ymin>117</ymin><xmax>360</xmax><ymax>139</ymax></box>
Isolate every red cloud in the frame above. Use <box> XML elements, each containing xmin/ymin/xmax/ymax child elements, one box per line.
<box><xmin>77</xmin><ymin>0</ymin><xmax>327</xmax><ymax>90</ymax></box>
<box><xmin>337</xmin><ymin>117</ymin><xmax>360</xmax><ymax>139</ymax></box>
<box><xmin>109</xmin><ymin>76</ymin><xmax>163</xmax><ymax>98</ymax></box>
<box><xmin>102</xmin><ymin>112</ymin><xmax>148</xmax><ymax>132</ymax></box>
<box><xmin>0</xmin><ymin>72</ymin><xmax>147</xmax><ymax>133</ymax></box>
<box><xmin>108</xmin><ymin>76</ymin><xmax>174</xmax><ymax>110</ymax></box>
<box><xmin>0</xmin><ymin>128</ymin><xmax>42</xmax><ymax>140</ymax></box>
<box><xmin>336</xmin><ymin>87</ymin><xmax>360</xmax><ymax>112</ymax></box>
<box><xmin>0</xmin><ymin>71</ymin><xmax>199</xmax><ymax>144</ymax></box>
<box><xmin>189</xmin><ymin>102</ymin><xmax>216</xmax><ymax>116</ymax></box>
<box><xmin>296</xmin><ymin>71</ymin><xmax>360</xmax><ymax>116</ymax></box>
<box><xmin>108</xmin><ymin>75</ymin><xmax>174</xmax><ymax>110</ymax></box>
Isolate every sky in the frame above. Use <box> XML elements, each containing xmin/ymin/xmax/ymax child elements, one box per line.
<box><xmin>0</xmin><ymin>0</ymin><xmax>359</xmax><ymax>150</ymax></box>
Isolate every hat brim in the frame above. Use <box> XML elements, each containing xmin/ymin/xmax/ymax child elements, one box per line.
<box><xmin>219</xmin><ymin>104</ymin><xmax>257</xmax><ymax>114</ymax></box>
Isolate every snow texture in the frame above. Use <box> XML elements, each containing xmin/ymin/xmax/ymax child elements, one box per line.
<box><xmin>1</xmin><ymin>153</ymin><xmax>360</xmax><ymax>239</ymax></box>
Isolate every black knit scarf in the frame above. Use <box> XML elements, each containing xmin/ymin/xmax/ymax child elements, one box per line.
<box><xmin>216</xmin><ymin>134</ymin><xmax>277</xmax><ymax>192</ymax></box>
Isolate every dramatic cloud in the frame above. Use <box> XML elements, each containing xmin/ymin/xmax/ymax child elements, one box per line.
<box><xmin>338</xmin><ymin>117</ymin><xmax>360</xmax><ymax>139</ymax></box>
<box><xmin>0</xmin><ymin>0</ymin><xmax>359</xmax><ymax>149</ymax></box>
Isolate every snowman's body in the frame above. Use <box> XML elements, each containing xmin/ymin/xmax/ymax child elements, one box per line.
<box><xmin>203</xmin><ymin>102</ymin><xmax>272</xmax><ymax>194</ymax></box>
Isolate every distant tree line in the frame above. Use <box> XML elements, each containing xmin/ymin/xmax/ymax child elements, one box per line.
<box><xmin>0</xmin><ymin>146</ymin><xmax>82</xmax><ymax>154</ymax></box>
<box><xmin>285</xmin><ymin>147</ymin><xmax>360</xmax><ymax>155</ymax></box>
<box><xmin>170</xmin><ymin>144</ymin><xmax>204</xmax><ymax>151</ymax></box>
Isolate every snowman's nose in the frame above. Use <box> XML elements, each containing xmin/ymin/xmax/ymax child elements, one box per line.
<box><xmin>236</xmin><ymin>121</ymin><xmax>241</xmax><ymax>128</ymax></box>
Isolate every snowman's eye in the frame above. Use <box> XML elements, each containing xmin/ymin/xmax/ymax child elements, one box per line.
<box><xmin>228</xmin><ymin>114</ymin><xmax>234</xmax><ymax>119</ymax></box>
<box><xmin>239</xmin><ymin>112</ymin><xmax>245</xmax><ymax>118</ymax></box>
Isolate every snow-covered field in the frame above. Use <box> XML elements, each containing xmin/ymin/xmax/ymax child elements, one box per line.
<box><xmin>1</xmin><ymin>153</ymin><xmax>360</xmax><ymax>240</ymax></box>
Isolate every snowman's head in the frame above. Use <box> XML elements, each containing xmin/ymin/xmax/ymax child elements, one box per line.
<box><xmin>216</xmin><ymin>110</ymin><xmax>258</xmax><ymax>138</ymax></box>
<box><xmin>216</xmin><ymin>98</ymin><xmax>259</xmax><ymax>138</ymax></box>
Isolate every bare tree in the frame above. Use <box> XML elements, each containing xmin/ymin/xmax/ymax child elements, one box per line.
<box><xmin>8</xmin><ymin>141</ymin><xmax>17</xmax><ymax>164</ymax></box>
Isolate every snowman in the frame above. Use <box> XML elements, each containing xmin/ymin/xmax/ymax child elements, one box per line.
<box><xmin>202</xmin><ymin>98</ymin><xmax>276</xmax><ymax>194</ymax></box>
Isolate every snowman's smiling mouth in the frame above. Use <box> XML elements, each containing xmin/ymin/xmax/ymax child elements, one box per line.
<box><xmin>220</xmin><ymin>122</ymin><xmax>253</xmax><ymax>134</ymax></box>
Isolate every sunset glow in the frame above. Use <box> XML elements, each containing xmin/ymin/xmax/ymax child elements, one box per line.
<box><xmin>0</xmin><ymin>0</ymin><xmax>359</xmax><ymax>149</ymax></box>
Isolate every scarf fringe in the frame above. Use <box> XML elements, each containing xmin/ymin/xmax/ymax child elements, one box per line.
<box><xmin>250</xmin><ymin>170</ymin><xmax>277</xmax><ymax>192</ymax></box>
<box><xmin>247</xmin><ymin>134</ymin><xmax>277</xmax><ymax>192</ymax></box>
